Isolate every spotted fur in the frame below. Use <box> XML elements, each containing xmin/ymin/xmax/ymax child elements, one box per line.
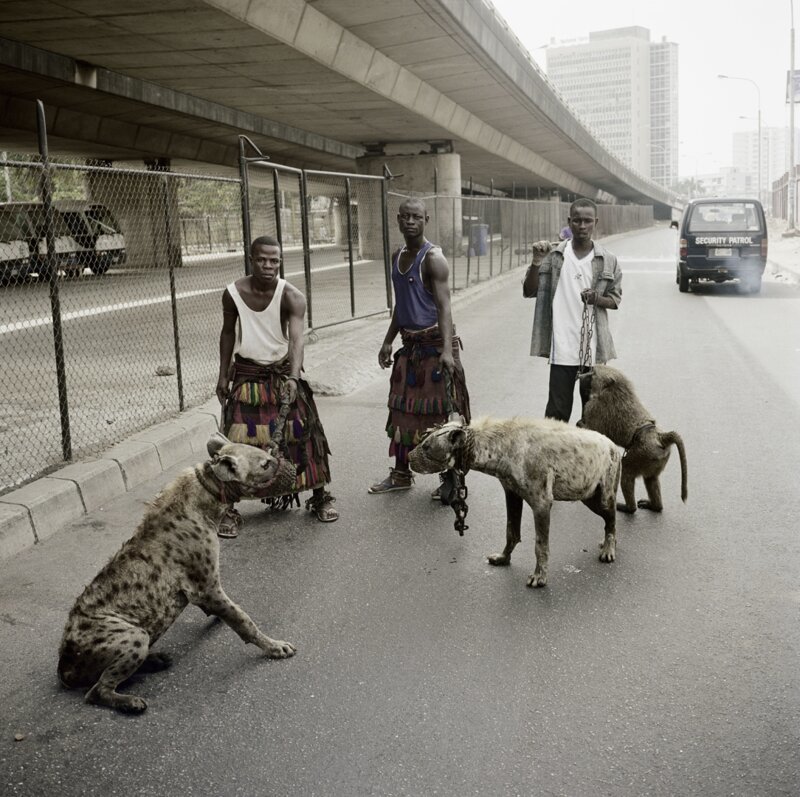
<box><xmin>409</xmin><ymin>416</ymin><xmax>621</xmax><ymax>588</ymax></box>
<box><xmin>57</xmin><ymin>433</ymin><xmax>296</xmax><ymax>714</ymax></box>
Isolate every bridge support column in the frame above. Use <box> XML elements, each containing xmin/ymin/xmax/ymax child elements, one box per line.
<box><xmin>357</xmin><ymin>151</ymin><xmax>463</xmax><ymax>259</ymax></box>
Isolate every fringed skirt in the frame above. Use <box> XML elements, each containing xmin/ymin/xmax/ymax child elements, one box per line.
<box><xmin>223</xmin><ymin>356</ymin><xmax>332</xmax><ymax>494</ymax></box>
<box><xmin>386</xmin><ymin>326</ymin><xmax>471</xmax><ymax>465</ymax></box>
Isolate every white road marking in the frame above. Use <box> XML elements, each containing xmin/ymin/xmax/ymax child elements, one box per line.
<box><xmin>1</xmin><ymin>260</ymin><xmax>367</xmax><ymax>335</ymax></box>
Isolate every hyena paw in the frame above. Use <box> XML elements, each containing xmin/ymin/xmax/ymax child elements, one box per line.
<box><xmin>598</xmin><ymin>540</ymin><xmax>616</xmax><ymax>563</ymax></box>
<box><xmin>526</xmin><ymin>572</ymin><xmax>547</xmax><ymax>588</ymax></box>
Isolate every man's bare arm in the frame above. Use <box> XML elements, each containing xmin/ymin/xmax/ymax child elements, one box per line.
<box><xmin>425</xmin><ymin>248</ymin><xmax>454</xmax><ymax>370</ymax></box>
<box><xmin>216</xmin><ymin>289</ymin><xmax>238</xmax><ymax>403</ymax></box>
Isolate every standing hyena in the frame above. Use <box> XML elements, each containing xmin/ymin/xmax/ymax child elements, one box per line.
<box><xmin>58</xmin><ymin>433</ymin><xmax>297</xmax><ymax>714</ymax></box>
<box><xmin>409</xmin><ymin>417</ymin><xmax>621</xmax><ymax>587</ymax></box>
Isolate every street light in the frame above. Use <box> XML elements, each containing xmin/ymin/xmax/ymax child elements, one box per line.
<box><xmin>718</xmin><ymin>74</ymin><xmax>762</xmax><ymax>203</ymax></box>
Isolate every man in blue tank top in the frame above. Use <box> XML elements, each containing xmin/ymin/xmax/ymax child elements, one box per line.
<box><xmin>369</xmin><ymin>198</ymin><xmax>471</xmax><ymax>494</ymax></box>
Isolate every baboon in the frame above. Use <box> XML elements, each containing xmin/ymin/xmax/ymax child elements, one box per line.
<box><xmin>58</xmin><ymin>433</ymin><xmax>297</xmax><ymax>714</ymax></box>
<box><xmin>409</xmin><ymin>416</ymin><xmax>621</xmax><ymax>588</ymax></box>
<box><xmin>579</xmin><ymin>365</ymin><xmax>688</xmax><ymax>513</ymax></box>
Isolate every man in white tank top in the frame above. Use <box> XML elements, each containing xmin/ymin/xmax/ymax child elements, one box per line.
<box><xmin>215</xmin><ymin>236</ymin><xmax>338</xmax><ymax>535</ymax></box>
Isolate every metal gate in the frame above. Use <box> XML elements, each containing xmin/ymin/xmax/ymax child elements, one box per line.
<box><xmin>238</xmin><ymin>137</ymin><xmax>392</xmax><ymax>331</ymax></box>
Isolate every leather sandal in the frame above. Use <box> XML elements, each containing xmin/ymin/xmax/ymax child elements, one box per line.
<box><xmin>305</xmin><ymin>491</ymin><xmax>339</xmax><ymax>523</ymax></box>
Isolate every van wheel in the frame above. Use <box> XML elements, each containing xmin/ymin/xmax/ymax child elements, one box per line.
<box><xmin>90</xmin><ymin>261</ymin><xmax>111</xmax><ymax>276</ymax></box>
<box><xmin>678</xmin><ymin>266</ymin><xmax>689</xmax><ymax>293</ymax></box>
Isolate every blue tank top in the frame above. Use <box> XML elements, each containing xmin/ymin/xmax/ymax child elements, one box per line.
<box><xmin>392</xmin><ymin>241</ymin><xmax>439</xmax><ymax>329</ymax></box>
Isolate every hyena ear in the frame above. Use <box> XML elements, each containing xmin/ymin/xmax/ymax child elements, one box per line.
<box><xmin>210</xmin><ymin>453</ymin><xmax>240</xmax><ymax>481</ymax></box>
<box><xmin>447</xmin><ymin>427</ymin><xmax>466</xmax><ymax>447</ymax></box>
<box><xmin>207</xmin><ymin>432</ymin><xmax>232</xmax><ymax>457</ymax></box>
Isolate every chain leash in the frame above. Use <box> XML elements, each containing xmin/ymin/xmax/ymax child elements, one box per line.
<box><xmin>440</xmin><ymin>364</ymin><xmax>469</xmax><ymax>534</ymax></box>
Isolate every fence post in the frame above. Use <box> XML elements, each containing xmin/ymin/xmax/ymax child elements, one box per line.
<box><xmin>451</xmin><ymin>195</ymin><xmax>457</xmax><ymax>290</ymax></box>
<box><xmin>272</xmin><ymin>168</ymin><xmax>284</xmax><ymax>278</ymax></box>
<box><xmin>238</xmin><ymin>137</ymin><xmax>252</xmax><ymax>276</ymax></box>
<box><xmin>299</xmin><ymin>170</ymin><xmax>313</xmax><ymax>328</ymax></box>
<box><xmin>345</xmin><ymin>177</ymin><xmax>355</xmax><ymax>317</ymax></box>
<box><xmin>206</xmin><ymin>215</ymin><xmax>213</xmax><ymax>253</ymax></box>
<box><xmin>433</xmin><ymin>165</ymin><xmax>440</xmax><ymax>246</ymax></box>
<box><xmin>466</xmin><ymin>176</ymin><xmax>473</xmax><ymax>285</ymax></box>
<box><xmin>162</xmin><ymin>173</ymin><xmax>185</xmax><ymax>412</ymax></box>
<box><xmin>37</xmin><ymin>100</ymin><xmax>72</xmax><ymax>462</ymax></box>
<box><xmin>381</xmin><ymin>165</ymin><xmax>392</xmax><ymax>310</ymax></box>
<box><xmin>489</xmin><ymin>178</ymin><xmax>494</xmax><ymax>277</ymax></box>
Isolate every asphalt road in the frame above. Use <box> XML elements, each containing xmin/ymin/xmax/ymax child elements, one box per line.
<box><xmin>1</xmin><ymin>226</ymin><xmax>798</xmax><ymax>796</ymax></box>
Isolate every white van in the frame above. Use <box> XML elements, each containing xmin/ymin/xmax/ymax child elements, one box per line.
<box><xmin>56</xmin><ymin>201</ymin><xmax>126</xmax><ymax>275</ymax></box>
<box><xmin>0</xmin><ymin>204</ymin><xmax>33</xmax><ymax>283</ymax></box>
<box><xmin>2</xmin><ymin>202</ymin><xmax>82</xmax><ymax>278</ymax></box>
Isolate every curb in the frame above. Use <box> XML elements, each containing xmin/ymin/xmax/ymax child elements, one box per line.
<box><xmin>0</xmin><ymin>407</ymin><xmax>220</xmax><ymax>562</ymax></box>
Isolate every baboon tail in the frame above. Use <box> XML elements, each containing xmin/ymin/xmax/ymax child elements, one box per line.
<box><xmin>660</xmin><ymin>431</ymin><xmax>688</xmax><ymax>502</ymax></box>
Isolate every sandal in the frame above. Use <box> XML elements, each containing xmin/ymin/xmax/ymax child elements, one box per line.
<box><xmin>305</xmin><ymin>491</ymin><xmax>339</xmax><ymax>523</ymax></box>
<box><xmin>368</xmin><ymin>468</ymin><xmax>414</xmax><ymax>494</ymax></box>
<box><xmin>217</xmin><ymin>506</ymin><xmax>243</xmax><ymax>538</ymax></box>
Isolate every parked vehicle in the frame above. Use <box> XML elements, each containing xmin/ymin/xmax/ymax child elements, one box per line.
<box><xmin>0</xmin><ymin>204</ymin><xmax>34</xmax><ymax>284</ymax></box>
<box><xmin>0</xmin><ymin>202</ymin><xmax>82</xmax><ymax>279</ymax></box>
<box><xmin>56</xmin><ymin>201</ymin><xmax>126</xmax><ymax>275</ymax></box>
<box><xmin>676</xmin><ymin>198</ymin><xmax>767</xmax><ymax>294</ymax></box>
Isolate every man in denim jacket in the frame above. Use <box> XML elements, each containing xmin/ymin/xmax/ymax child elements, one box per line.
<box><xmin>523</xmin><ymin>198</ymin><xmax>622</xmax><ymax>422</ymax></box>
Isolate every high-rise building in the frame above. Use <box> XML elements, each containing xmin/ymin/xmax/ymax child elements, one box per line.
<box><xmin>732</xmin><ymin>126</ymin><xmax>800</xmax><ymax>211</ymax></box>
<box><xmin>546</xmin><ymin>27</ymin><xmax>679</xmax><ymax>188</ymax></box>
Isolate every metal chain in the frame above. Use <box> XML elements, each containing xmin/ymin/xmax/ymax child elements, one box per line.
<box><xmin>577</xmin><ymin>300</ymin><xmax>596</xmax><ymax>376</ymax></box>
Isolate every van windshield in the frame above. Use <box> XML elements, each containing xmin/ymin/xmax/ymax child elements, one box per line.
<box><xmin>86</xmin><ymin>206</ymin><xmax>122</xmax><ymax>235</ymax></box>
<box><xmin>687</xmin><ymin>202</ymin><xmax>762</xmax><ymax>233</ymax></box>
<box><xmin>28</xmin><ymin>208</ymin><xmax>73</xmax><ymax>238</ymax></box>
<box><xmin>0</xmin><ymin>209</ymin><xmax>30</xmax><ymax>242</ymax></box>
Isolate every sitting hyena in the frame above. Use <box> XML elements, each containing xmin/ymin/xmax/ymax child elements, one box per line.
<box><xmin>409</xmin><ymin>417</ymin><xmax>621</xmax><ymax>588</ymax></box>
<box><xmin>58</xmin><ymin>433</ymin><xmax>297</xmax><ymax>714</ymax></box>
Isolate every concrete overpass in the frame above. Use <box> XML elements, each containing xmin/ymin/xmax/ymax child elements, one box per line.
<box><xmin>0</xmin><ymin>0</ymin><xmax>677</xmax><ymax>213</ymax></box>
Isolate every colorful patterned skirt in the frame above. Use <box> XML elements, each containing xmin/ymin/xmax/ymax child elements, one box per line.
<box><xmin>223</xmin><ymin>356</ymin><xmax>331</xmax><ymax>494</ymax></box>
<box><xmin>386</xmin><ymin>326</ymin><xmax>471</xmax><ymax>465</ymax></box>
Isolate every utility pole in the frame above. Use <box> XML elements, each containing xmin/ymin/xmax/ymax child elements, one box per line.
<box><xmin>790</xmin><ymin>0</ymin><xmax>797</xmax><ymax>230</ymax></box>
<box><xmin>718</xmin><ymin>74</ymin><xmax>761</xmax><ymax>203</ymax></box>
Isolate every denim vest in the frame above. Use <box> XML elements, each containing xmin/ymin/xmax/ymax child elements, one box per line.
<box><xmin>529</xmin><ymin>240</ymin><xmax>622</xmax><ymax>363</ymax></box>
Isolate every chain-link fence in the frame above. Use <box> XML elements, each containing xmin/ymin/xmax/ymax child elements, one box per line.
<box><xmin>387</xmin><ymin>192</ymin><xmax>653</xmax><ymax>290</ymax></box>
<box><xmin>1</xmin><ymin>155</ymin><xmax>247</xmax><ymax>493</ymax></box>
<box><xmin>2</xmin><ymin>127</ymin><xmax>654</xmax><ymax>494</ymax></box>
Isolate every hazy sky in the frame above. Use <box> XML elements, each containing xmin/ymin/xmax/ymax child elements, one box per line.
<box><xmin>490</xmin><ymin>0</ymin><xmax>795</xmax><ymax>178</ymax></box>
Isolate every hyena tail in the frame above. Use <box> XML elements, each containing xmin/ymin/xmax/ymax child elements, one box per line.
<box><xmin>659</xmin><ymin>431</ymin><xmax>688</xmax><ymax>503</ymax></box>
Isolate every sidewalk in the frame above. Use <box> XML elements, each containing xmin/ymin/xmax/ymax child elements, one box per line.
<box><xmin>766</xmin><ymin>218</ymin><xmax>800</xmax><ymax>283</ymax></box>
<box><xmin>0</xmin><ymin>264</ymin><xmax>524</xmax><ymax>562</ymax></box>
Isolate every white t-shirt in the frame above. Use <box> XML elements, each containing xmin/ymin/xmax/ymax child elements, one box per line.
<box><xmin>550</xmin><ymin>241</ymin><xmax>596</xmax><ymax>366</ymax></box>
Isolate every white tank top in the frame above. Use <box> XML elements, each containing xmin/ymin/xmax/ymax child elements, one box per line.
<box><xmin>227</xmin><ymin>279</ymin><xmax>289</xmax><ymax>365</ymax></box>
<box><xmin>550</xmin><ymin>241</ymin><xmax>597</xmax><ymax>366</ymax></box>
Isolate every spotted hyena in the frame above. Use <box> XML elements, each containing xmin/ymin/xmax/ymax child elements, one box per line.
<box><xmin>409</xmin><ymin>416</ymin><xmax>621</xmax><ymax>588</ymax></box>
<box><xmin>58</xmin><ymin>433</ymin><xmax>297</xmax><ymax>714</ymax></box>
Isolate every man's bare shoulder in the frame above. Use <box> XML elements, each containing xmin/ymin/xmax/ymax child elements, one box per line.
<box><xmin>281</xmin><ymin>279</ymin><xmax>307</xmax><ymax>312</ymax></box>
<box><xmin>424</xmin><ymin>245</ymin><xmax>449</xmax><ymax>278</ymax></box>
